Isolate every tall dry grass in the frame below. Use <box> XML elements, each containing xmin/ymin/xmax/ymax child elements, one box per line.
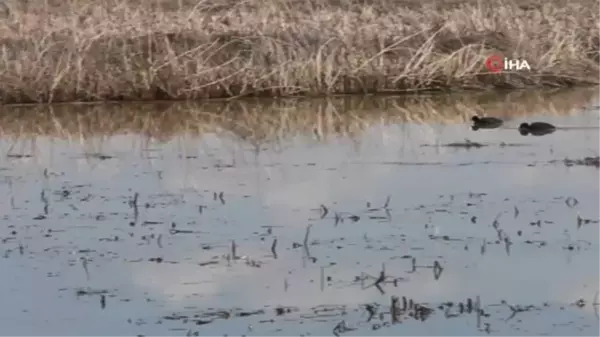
<box><xmin>0</xmin><ymin>88</ymin><xmax>596</xmax><ymax>143</ymax></box>
<box><xmin>0</xmin><ymin>0</ymin><xmax>598</xmax><ymax>103</ymax></box>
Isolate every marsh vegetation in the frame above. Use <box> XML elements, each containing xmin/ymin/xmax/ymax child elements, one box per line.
<box><xmin>0</xmin><ymin>0</ymin><xmax>597</xmax><ymax>103</ymax></box>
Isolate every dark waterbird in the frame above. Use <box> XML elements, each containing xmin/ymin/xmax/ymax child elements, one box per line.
<box><xmin>471</xmin><ymin>116</ymin><xmax>503</xmax><ymax>130</ymax></box>
<box><xmin>519</xmin><ymin>122</ymin><xmax>556</xmax><ymax>136</ymax></box>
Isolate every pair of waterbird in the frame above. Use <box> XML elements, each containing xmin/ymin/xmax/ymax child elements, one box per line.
<box><xmin>471</xmin><ymin>116</ymin><xmax>556</xmax><ymax>136</ymax></box>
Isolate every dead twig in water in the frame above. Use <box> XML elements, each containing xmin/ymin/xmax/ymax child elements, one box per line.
<box><xmin>496</xmin><ymin>228</ymin><xmax>503</xmax><ymax>241</ymax></box>
<box><xmin>374</xmin><ymin>266</ymin><xmax>385</xmax><ymax>287</ymax></box>
<box><xmin>361</xmin><ymin>263</ymin><xmax>405</xmax><ymax>294</ymax></box>
<box><xmin>41</xmin><ymin>189</ymin><xmax>49</xmax><ymax>215</ymax></box>
<box><xmin>271</xmin><ymin>238</ymin><xmax>278</xmax><ymax>259</ymax></box>
<box><xmin>303</xmin><ymin>225</ymin><xmax>312</xmax><ymax>248</ymax></box>
<box><xmin>365</xmin><ymin>197</ymin><xmax>392</xmax><ymax>217</ymax></box>
<box><xmin>391</xmin><ymin>296</ymin><xmax>399</xmax><ymax>324</ymax></box>
<box><xmin>231</xmin><ymin>240</ymin><xmax>237</xmax><ymax>261</ymax></box>
<box><xmin>530</xmin><ymin>220</ymin><xmax>542</xmax><ymax>228</ymax></box>
<box><xmin>577</xmin><ymin>214</ymin><xmax>599</xmax><ymax>228</ymax></box>
<box><xmin>129</xmin><ymin>192</ymin><xmax>139</xmax><ymax>208</ymax></box>
<box><xmin>292</xmin><ymin>227</ymin><xmax>315</xmax><ymax>264</ymax></box>
<box><xmin>476</xmin><ymin>296</ymin><xmax>481</xmax><ymax>328</ymax></box>
<box><xmin>442</xmin><ymin>139</ymin><xmax>486</xmax><ymax>149</ymax></box>
<box><xmin>504</xmin><ymin>236</ymin><xmax>512</xmax><ymax>256</ymax></box>
<box><xmin>169</xmin><ymin>228</ymin><xmax>205</xmax><ymax>235</ymax></box>
<box><xmin>320</xmin><ymin>204</ymin><xmax>329</xmax><ymax>219</ymax></box>
<box><xmin>383</xmin><ymin>195</ymin><xmax>391</xmax><ymax>209</ymax></box>
<box><xmin>8</xmin><ymin>177</ymin><xmax>15</xmax><ymax>209</ymax></box>
<box><xmin>332</xmin><ymin>320</ymin><xmax>354</xmax><ymax>336</ymax></box>
<box><xmin>129</xmin><ymin>192</ymin><xmax>139</xmax><ymax>222</ymax></box>
<box><xmin>433</xmin><ymin>261</ymin><xmax>444</xmax><ymax>280</ymax></box>
<box><xmin>593</xmin><ymin>291</ymin><xmax>599</xmax><ymax>320</ymax></box>
<box><xmin>566</xmin><ymin>197</ymin><xmax>579</xmax><ymax>208</ymax></box>
<box><xmin>385</xmin><ymin>209</ymin><xmax>392</xmax><ymax>222</ymax></box>
<box><xmin>363</xmin><ymin>303</ymin><xmax>377</xmax><ymax>322</ymax></box>
<box><xmin>80</xmin><ymin>257</ymin><xmax>90</xmax><ymax>280</ymax></box>
<box><xmin>348</xmin><ymin>214</ymin><xmax>360</xmax><ymax>222</ymax></box>
<box><xmin>334</xmin><ymin>212</ymin><xmax>341</xmax><ymax>226</ymax></box>
<box><xmin>505</xmin><ymin>303</ymin><xmax>537</xmax><ymax>321</ymax></box>
<box><xmin>492</xmin><ymin>213</ymin><xmax>501</xmax><ymax>230</ymax></box>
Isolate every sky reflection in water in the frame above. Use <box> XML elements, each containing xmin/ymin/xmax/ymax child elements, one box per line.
<box><xmin>0</xmin><ymin>94</ymin><xmax>598</xmax><ymax>336</ymax></box>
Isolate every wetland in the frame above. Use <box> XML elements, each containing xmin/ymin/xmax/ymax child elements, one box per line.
<box><xmin>0</xmin><ymin>88</ymin><xmax>598</xmax><ymax>335</ymax></box>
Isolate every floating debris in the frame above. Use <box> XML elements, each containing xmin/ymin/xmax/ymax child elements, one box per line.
<box><xmin>565</xmin><ymin>197</ymin><xmax>579</xmax><ymax>208</ymax></box>
<box><xmin>559</xmin><ymin>156</ymin><xmax>600</xmax><ymax>168</ymax></box>
<box><xmin>84</xmin><ymin>153</ymin><xmax>113</xmax><ymax>160</ymax></box>
<box><xmin>332</xmin><ymin>320</ymin><xmax>355</xmax><ymax>336</ymax></box>
<box><xmin>320</xmin><ymin>204</ymin><xmax>329</xmax><ymax>219</ymax></box>
<box><xmin>443</xmin><ymin>139</ymin><xmax>486</xmax><ymax>148</ymax></box>
<box><xmin>80</xmin><ymin>257</ymin><xmax>90</xmax><ymax>280</ymax></box>
<box><xmin>271</xmin><ymin>238</ymin><xmax>277</xmax><ymax>259</ymax></box>
<box><xmin>7</xmin><ymin>154</ymin><xmax>33</xmax><ymax>158</ymax></box>
<box><xmin>433</xmin><ymin>260</ymin><xmax>444</xmax><ymax>280</ymax></box>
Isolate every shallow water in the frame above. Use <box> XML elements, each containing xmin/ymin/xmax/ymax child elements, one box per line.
<box><xmin>0</xmin><ymin>90</ymin><xmax>599</xmax><ymax>336</ymax></box>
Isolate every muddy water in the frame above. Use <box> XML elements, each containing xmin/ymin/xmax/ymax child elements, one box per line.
<box><xmin>0</xmin><ymin>90</ymin><xmax>599</xmax><ymax>335</ymax></box>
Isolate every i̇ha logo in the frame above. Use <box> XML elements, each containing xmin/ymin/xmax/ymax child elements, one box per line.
<box><xmin>484</xmin><ymin>55</ymin><xmax>531</xmax><ymax>73</ymax></box>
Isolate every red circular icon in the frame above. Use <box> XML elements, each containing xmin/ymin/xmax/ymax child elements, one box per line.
<box><xmin>485</xmin><ymin>55</ymin><xmax>504</xmax><ymax>73</ymax></box>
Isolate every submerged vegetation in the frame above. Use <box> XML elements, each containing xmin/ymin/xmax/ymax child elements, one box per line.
<box><xmin>0</xmin><ymin>0</ymin><xmax>598</xmax><ymax>103</ymax></box>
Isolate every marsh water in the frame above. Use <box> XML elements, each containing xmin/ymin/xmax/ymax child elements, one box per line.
<box><xmin>0</xmin><ymin>89</ymin><xmax>599</xmax><ymax>336</ymax></box>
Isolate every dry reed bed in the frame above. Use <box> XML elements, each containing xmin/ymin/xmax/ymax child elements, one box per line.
<box><xmin>0</xmin><ymin>0</ymin><xmax>597</xmax><ymax>103</ymax></box>
<box><xmin>0</xmin><ymin>88</ymin><xmax>595</xmax><ymax>143</ymax></box>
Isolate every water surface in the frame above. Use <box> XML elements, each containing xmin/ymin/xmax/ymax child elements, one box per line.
<box><xmin>0</xmin><ymin>89</ymin><xmax>599</xmax><ymax>336</ymax></box>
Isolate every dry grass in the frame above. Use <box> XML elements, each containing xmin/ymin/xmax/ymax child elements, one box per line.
<box><xmin>0</xmin><ymin>0</ymin><xmax>598</xmax><ymax>103</ymax></box>
<box><xmin>0</xmin><ymin>88</ymin><xmax>595</xmax><ymax>142</ymax></box>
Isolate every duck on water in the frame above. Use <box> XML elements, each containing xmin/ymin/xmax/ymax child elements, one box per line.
<box><xmin>519</xmin><ymin>122</ymin><xmax>557</xmax><ymax>136</ymax></box>
<box><xmin>471</xmin><ymin>116</ymin><xmax>504</xmax><ymax>130</ymax></box>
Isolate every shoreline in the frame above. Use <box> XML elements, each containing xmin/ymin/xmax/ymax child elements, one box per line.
<box><xmin>0</xmin><ymin>86</ymin><xmax>595</xmax><ymax>108</ymax></box>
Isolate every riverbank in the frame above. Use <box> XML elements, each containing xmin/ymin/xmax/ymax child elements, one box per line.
<box><xmin>0</xmin><ymin>0</ymin><xmax>598</xmax><ymax>103</ymax></box>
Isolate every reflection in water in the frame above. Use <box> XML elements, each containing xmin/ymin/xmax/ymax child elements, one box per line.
<box><xmin>0</xmin><ymin>88</ymin><xmax>596</xmax><ymax>142</ymax></box>
<box><xmin>0</xmin><ymin>89</ymin><xmax>598</xmax><ymax>335</ymax></box>
<box><xmin>519</xmin><ymin>128</ymin><xmax>557</xmax><ymax>137</ymax></box>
